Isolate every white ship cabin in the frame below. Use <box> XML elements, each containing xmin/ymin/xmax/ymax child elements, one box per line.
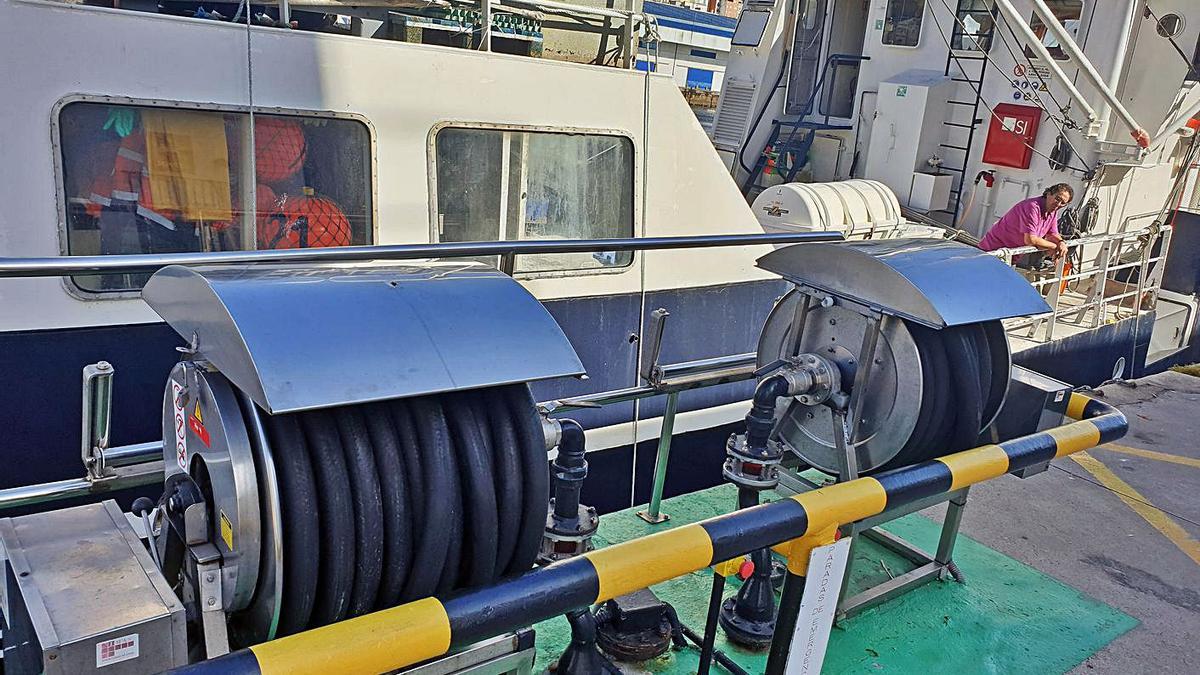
<box><xmin>0</xmin><ymin>0</ymin><xmax>801</xmax><ymax>464</ymax></box>
<box><xmin>715</xmin><ymin>0</ymin><xmax>1200</xmax><ymax>376</ymax></box>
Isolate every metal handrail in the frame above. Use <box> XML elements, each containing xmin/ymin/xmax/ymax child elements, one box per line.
<box><xmin>174</xmin><ymin>393</ymin><xmax>1126</xmax><ymax>675</ymax></box>
<box><xmin>0</xmin><ymin>232</ymin><xmax>841</xmax><ymax>278</ymax></box>
<box><xmin>0</xmin><ymin>351</ymin><xmax>762</xmax><ymax>512</ymax></box>
<box><xmin>992</xmin><ymin>224</ymin><xmax>1170</xmax><ymax>341</ymax></box>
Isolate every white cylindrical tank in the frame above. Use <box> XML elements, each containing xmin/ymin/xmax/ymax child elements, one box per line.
<box><xmin>751</xmin><ymin>180</ymin><xmax>906</xmax><ymax>239</ymax></box>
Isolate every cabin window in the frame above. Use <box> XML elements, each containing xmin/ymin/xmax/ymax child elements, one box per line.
<box><xmin>58</xmin><ymin>102</ymin><xmax>373</xmax><ymax>293</ymax></box>
<box><xmin>881</xmin><ymin>0</ymin><xmax>925</xmax><ymax>48</ymax></box>
<box><xmin>1023</xmin><ymin>1</ymin><xmax>1083</xmax><ymax>61</ymax></box>
<box><xmin>731</xmin><ymin>11</ymin><xmax>771</xmax><ymax>48</ymax></box>
<box><xmin>433</xmin><ymin>128</ymin><xmax>635</xmax><ymax>275</ymax></box>
<box><xmin>951</xmin><ymin>0</ymin><xmax>996</xmax><ymax>53</ymax></box>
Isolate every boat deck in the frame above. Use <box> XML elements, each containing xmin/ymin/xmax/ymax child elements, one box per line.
<box><xmin>531</xmin><ymin>371</ymin><xmax>1200</xmax><ymax>674</ymax></box>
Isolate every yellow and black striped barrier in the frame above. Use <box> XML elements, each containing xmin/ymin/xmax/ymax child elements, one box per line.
<box><xmin>174</xmin><ymin>392</ymin><xmax>1125</xmax><ymax>675</ymax></box>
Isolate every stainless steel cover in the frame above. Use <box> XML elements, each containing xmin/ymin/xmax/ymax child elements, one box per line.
<box><xmin>756</xmin><ymin>239</ymin><xmax>1051</xmax><ymax>328</ymax></box>
<box><xmin>142</xmin><ymin>261</ymin><xmax>585</xmax><ymax>414</ymax></box>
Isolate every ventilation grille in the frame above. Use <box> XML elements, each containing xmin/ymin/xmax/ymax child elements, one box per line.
<box><xmin>712</xmin><ymin>80</ymin><xmax>757</xmax><ymax>151</ymax></box>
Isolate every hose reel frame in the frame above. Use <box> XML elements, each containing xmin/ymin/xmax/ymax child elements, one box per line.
<box><xmin>754</xmin><ymin>239</ymin><xmax>1050</xmax><ymax>474</ymax></box>
<box><xmin>146</xmin><ymin>261</ymin><xmax>585</xmax><ymax>650</ymax></box>
<box><xmin>161</xmin><ymin>364</ymin><xmax>553</xmax><ymax>647</ymax></box>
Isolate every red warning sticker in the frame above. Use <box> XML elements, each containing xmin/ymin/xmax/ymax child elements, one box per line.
<box><xmin>189</xmin><ymin>403</ymin><xmax>211</xmax><ymax>448</ymax></box>
<box><xmin>96</xmin><ymin>633</ymin><xmax>139</xmax><ymax>668</ymax></box>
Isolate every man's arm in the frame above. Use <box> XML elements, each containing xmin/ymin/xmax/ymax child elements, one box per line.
<box><xmin>1023</xmin><ymin>232</ymin><xmax>1068</xmax><ymax>257</ymax></box>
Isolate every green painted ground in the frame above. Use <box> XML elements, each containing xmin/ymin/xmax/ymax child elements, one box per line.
<box><xmin>533</xmin><ymin>484</ymin><xmax>1137</xmax><ymax>674</ymax></box>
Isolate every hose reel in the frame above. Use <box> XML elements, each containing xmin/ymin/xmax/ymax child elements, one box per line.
<box><xmin>757</xmin><ymin>291</ymin><xmax>1010</xmax><ymax>473</ymax></box>
<box><xmin>754</xmin><ymin>239</ymin><xmax>1052</xmax><ymax>475</ymax></box>
<box><xmin>144</xmin><ymin>262</ymin><xmax>586</xmax><ymax>651</ymax></box>
<box><xmin>162</xmin><ymin>365</ymin><xmax>549</xmax><ymax>645</ymax></box>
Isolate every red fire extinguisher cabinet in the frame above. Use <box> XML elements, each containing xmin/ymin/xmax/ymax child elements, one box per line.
<box><xmin>982</xmin><ymin>103</ymin><xmax>1043</xmax><ymax>169</ymax></box>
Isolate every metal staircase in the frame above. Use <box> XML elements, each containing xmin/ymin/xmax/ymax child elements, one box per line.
<box><xmin>741</xmin><ymin>54</ymin><xmax>869</xmax><ymax>198</ymax></box>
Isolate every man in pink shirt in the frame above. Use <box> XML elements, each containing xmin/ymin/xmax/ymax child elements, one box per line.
<box><xmin>979</xmin><ymin>183</ymin><xmax>1072</xmax><ymax>260</ymax></box>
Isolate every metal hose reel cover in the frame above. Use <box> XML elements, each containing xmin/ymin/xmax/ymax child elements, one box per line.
<box><xmin>757</xmin><ymin>290</ymin><xmax>923</xmax><ymax>473</ymax></box>
<box><xmin>143</xmin><ymin>262</ymin><xmax>585</xmax><ymax>415</ymax></box>
<box><xmin>756</xmin><ymin>239</ymin><xmax>1051</xmax><ymax>328</ymax></box>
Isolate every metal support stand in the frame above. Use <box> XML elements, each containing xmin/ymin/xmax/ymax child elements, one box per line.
<box><xmin>697</xmin><ymin>572</ymin><xmax>726</xmax><ymax>675</ymax></box>
<box><xmin>637</xmin><ymin>390</ymin><xmax>677</xmax><ymax>524</ymax></box>
<box><xmin>777</xmin><ymin>471</ymin><xmax>971</xmax><ymax>620</ymax></box>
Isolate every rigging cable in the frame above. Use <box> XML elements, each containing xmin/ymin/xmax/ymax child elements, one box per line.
<box><xmin>1143</xmin><ymin>3</ymin><xmax>1200</xmax><ymax>80</ymax></box>
<box><xmin>1048</xmin><ymin>463</ymin><xmax>1200</xmax><ymax>530</ymax></box>
<box><xmin>933</xmin><ymin>0</ymin><xmax>1094</xmax><ymax>174</ymax></box>
<box><xmin>925</xmin><ymin>3</ymin><xmax>1094</xmax><ymax>175</ymax></box>
<box><xmin>988</xmin><ymin>3</ymin><xmax>1096</xmax><ymax>173</ymax></box>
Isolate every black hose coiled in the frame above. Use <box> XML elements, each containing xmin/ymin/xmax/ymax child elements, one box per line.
<box><xmin>256</xmin><ymin>383</ymin><xmax>548</xmax><ymax>638</ymax></box>
<box><xmin>879</xmin><ymin>320</ymin><xmax>1005</xmax><ymax>471</ymax></box>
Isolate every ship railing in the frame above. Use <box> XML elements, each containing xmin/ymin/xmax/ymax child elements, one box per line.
<box><xmin>0</xmin><ymin>231</ymin><xmax>838</xmax><ymax>513</ymax></box>
<box><xmin>83</xmin><ymin>0</ymin><xmax>655</xmax><ymax>69</ymax></box>
<box><xmin>990</xmin><ymin>222</ymin><xmax>1171</xmax><ymax>343</ymax></box>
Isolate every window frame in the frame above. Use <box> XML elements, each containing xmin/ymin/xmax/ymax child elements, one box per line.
<box><xmin>949</xmin><ymin>0</ymin><xmax>997</xmax><ymax>54</ymax></box>
<box><xmin>1023</xmin><ymin>0</ymin><xmax>1085</xmax><ymax>62</ymax></box>
<box><xmin>426</xmin><ymin>121</ymin><xmax>639</xmax><ymax>280</ymax></box>
<box><xmin>731</xmin><ymin>10</ymin><xmax>772</xmax><ymax>48</ymax></box>
<box><xmin>880</xmin><ymin>0</ymin><xmax>926</xmax><ymax>50</ymax></box>
<box><xmin>51</xmin><ymin>94</ymin><xmax>379</xmax><ymax>300</ymax></box>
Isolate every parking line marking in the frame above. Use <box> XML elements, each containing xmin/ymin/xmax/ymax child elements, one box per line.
<box><xmin>1099</xmin><ymin>443</ymin><xmax>1200</xmax><ymax>470</ymax></box>
<box><xmin>1070</xmin><ymin>451</ymin><xmax>1200</xmax><ymax>568</ymax></box>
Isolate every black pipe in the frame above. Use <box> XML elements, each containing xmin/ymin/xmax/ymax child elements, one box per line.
<box><xmin>261</xmin><ymin>412</ymin><xmax>320</xmax><ymax>635</ymax></box>
<box><xmin>445</xmin><ymin>392</ymin><xmax>500</xmax><ymax>587</ymax></box>
<box><xmin>698</xmin><ymin>573</ymin><xmax>726</xmax><ymax>675</ymax></box>
<box><xmin>665</xmin><ymin>603</ymin><xmax>750</xmax><ymax>675</ymax></box>
<box><xmin>557</xmin><ymin>608</ymin><xmax>620</xmax><ymax>674</ymax></box>
<box><xmin>745</xmin><ymin>374</ymin><xmax>789</xmax><ymax>458</ymax></box>
<box><xmin>476</xmin><ymin>389</ymin><xmax>522</xmax><ymax>574</ymax></box>
<box><xmin>764</xmin><ymin>570</ymin><xmax>806</xmax><ymax>675</ymax></box>
<box><xmin>333</xmin><ymin>407</ymin><xmax>385</xmax><ymax>618</ymax></box>
<box><xmin>552</xmin><ymin>419</ymin><xmax>587</xmax><ymax>521</ymax></box>
<box><xmin>299</xmin><ymin>409</ymin><xmax>356</xmax><ymax>626</ymax></box>
<box><xmin>402</xmin><ymin>396</ymin><xmax>459</xmax><ymax>599</ymax></box>
<box><xmin>361</xmin><ymin>401</ymin><xmax>413</xmax><ymax>609</ymax></box>
<box><xmin>505</xmin><ymin>384</ymin><xmax>550</xmax><ymax>575</ymax></box>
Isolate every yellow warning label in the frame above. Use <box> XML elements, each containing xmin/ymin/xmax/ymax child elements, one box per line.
<box><xmin>192</xmin><ymin>404</ymin><xmax>203</xmax><ymax>424</ymax></box>
<box><xmin>220</xmin><ymin>510</ymin><xmax>234</xmax><ymax>551</ymax></box>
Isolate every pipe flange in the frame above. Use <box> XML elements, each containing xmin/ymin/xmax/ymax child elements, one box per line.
<box><xmin>539</xmin><ymin>503</ymin><xmax>599</xmax><ymax>564</ymax></box>
<box><xmin>723</xmin><ymin>434</ymin><xmax>784</xmax><ymax>490</ymax></box>
<box><xmin>785</xmin><ymin>353</ymin><xmax>840</xmax><ymax>407</ymax></box>
<box><xmin>718</xmin><ymin>597</ymin><xmax>775</xmax><ymax>649</ymax></box>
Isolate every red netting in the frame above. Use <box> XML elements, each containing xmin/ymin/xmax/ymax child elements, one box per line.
<box><xmin>254</xmin><ymin>117</ymin><xmax>307</xmax><ymax>185</ymax></box>
<box><xmin>257</xmin><ymin>189</ymin><xmax>351</xmax><ymax>249</ymax></box>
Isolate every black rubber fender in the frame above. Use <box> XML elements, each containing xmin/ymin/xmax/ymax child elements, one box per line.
<box><xmin>260</xmin><ymin>411</ymin><xmax>319</xmax><ymax>636</ymax></box>
<box><xmin>334</xmin><ymin>407</ymin><xmax>385</xmax><ymax>617</ymax></box>
<box><xmin>361</xmin><ymin>401</ymin><xmax>413</xmax><ymax>609</ymax></box>
<box><xmin>298</xmin><ymin>409</ymin><xmax>356</xmax><ymax>626</ymax></box>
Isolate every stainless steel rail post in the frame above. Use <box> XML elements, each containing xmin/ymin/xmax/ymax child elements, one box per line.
<box><xmin>637</xmin><ymin>391</ymin><xmax>678</xmax><ymax>524</ymax></box>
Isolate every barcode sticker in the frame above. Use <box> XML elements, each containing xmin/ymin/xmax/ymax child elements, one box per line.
<box><xmin>96</xmin><ymin>634</ymin><xmax>139</xmax><ymax>668</ymax></box>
